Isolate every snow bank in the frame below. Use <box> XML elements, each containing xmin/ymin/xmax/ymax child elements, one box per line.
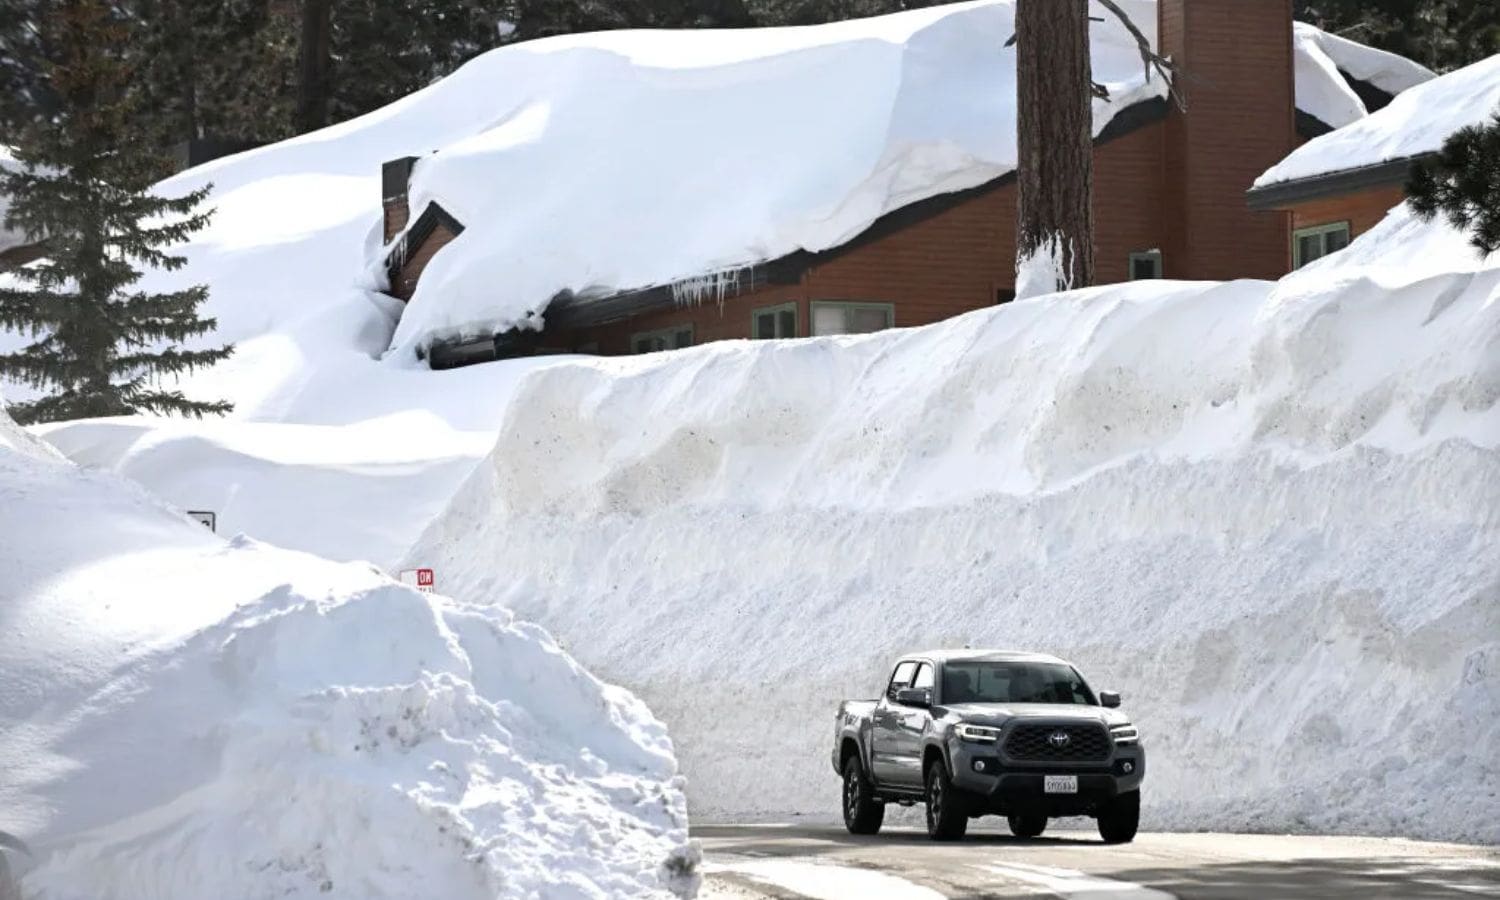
<box><xmin>1258</xmin><ymin>53</ymin><xmax>1500</xmax><ymax>186</ymax></box>
<box><xmin>408</xmin><ymin>211</ymin><xmax>1500</xmax><ymax>843</ymax></box>
<box><xmin>32</xmin><ymin>354</ymin><xmax>563</xmax><ymax>568</ymax></box>
<box><xmin>0</xmin><ymin>407</ymin><xmax>695</xmax><ymax>897</ymax></box>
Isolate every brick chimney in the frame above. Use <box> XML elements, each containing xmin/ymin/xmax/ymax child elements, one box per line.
<box><xmin>1159</xmin><ymin>0</ymin><xmax>1296</xmax><ymax>280</ymax></box>
<box><xmin>381</xmin><ymin>156</ymin><xmax>420</xmax><ymax>244</ymax></box>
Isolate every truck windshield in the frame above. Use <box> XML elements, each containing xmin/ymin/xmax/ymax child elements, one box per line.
<box><xmin>941</xmin><ymin>662</ymin><xmax>1097</xmax><ymax>705</ymax></box>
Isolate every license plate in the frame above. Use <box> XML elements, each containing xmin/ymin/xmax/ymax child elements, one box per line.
<box><xmin>1044</xmin><ymin>775</ymin><xmax>1078</xmax><ymax>794</ymax></box>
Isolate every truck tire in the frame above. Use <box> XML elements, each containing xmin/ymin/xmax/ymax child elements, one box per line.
<box><xmin>842</xmin><ymin>755</ymin><xmax>885</xmax><ymax>835</ymax></box>
<box><xmin>924</xmin><ymin>759</ymin><xmax>968</xmax><ymax>841</ymax></box>
<box><xmin>1007</xmin><ymin>813</ymin><xmax>1047</xmax><ymax>838</ymax></box>
<box><xmin>1097</xmin><ymin>790</ymin><xmax>1140</xmax><ymax>844</ymax></box>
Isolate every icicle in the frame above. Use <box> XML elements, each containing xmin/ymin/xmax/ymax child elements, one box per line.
<box><xmin>670</xmin><ymin>269</ymin><xmax>742</xmax><ymax>308</ymax></box>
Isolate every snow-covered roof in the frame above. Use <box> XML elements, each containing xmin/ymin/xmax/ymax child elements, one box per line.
<box><xmin>1257</xmin><ymin>53</ymin><xmax>1500</xmax><ymax>189</ymax></box>
<box><xmin>105</xmin><ymin>1</ymin><xmax>1425</xmax><ymax>358</ymax></box>
<box><xmin>385</xmin><ymin>0</ymin><xmax>1170</xmax><ymax>353</ymax></box>
<box><xmin>1292</xmin><ymin>23</ymin><xmax>1434</xmax><ymax>132</ymax></box>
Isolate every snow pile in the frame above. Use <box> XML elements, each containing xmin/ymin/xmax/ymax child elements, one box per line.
<box><xmin>1259</xmin><ymin>53</ymin><xmax>1500</xmax><ymax>186</ymax></box>
<box><xmin>409</xmin><ymin>210</ymin><xmax>1500</xmax><ymax>843</ymax></box>
<box><xmin>33</xmin><ymin>355</ymin><xmax>563</xmax><ymax>567</ymax></box>
<box><xmin>0</xmin><ymin>403</ymin><xmax>695</xmax><ymax>897</ymax></box>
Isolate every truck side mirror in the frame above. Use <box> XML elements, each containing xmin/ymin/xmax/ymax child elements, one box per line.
<box><xmin>895</xmin><ymin>687</ymin><xmax>931</xmax><ymax>709</ymax></box>
<box><xmin>1099</xmin><ymin>690</ymin><xmax>1122</xmax><ymax>708</ymax></box>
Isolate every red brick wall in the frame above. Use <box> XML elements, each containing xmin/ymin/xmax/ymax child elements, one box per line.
<box><xmin>1159</xmin><ymin>0</ymin><xmax>1296</xmax><ymax>281</ymax></box>
<box><xmin>565</xmin><ymin>121</ymin><xmax>1168</xmax><ymax>354</ymax></box>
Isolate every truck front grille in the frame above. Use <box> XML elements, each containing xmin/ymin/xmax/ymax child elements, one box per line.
<box><xmin>1004</xmin><ymin>723</ymin><xmax>1110</xmax><ymax>762</ymax></box>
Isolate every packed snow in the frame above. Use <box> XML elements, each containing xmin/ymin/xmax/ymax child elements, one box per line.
<box><xmin>1258</xmin><ymin>53</ymin><xmax>1500</xmax><ymax>186</ymax></box>
<box><xmin>406</xmin><ymin>209</ymin><xmax>1500</xmax><ymax>844</ymax></box>
<box><xmin>0</xmin><ymin>396</ymin><xmax>696</xmax><ymax>898</ymax></box>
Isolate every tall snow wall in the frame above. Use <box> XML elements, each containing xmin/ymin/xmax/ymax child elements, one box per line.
<box><xmin>411</xmin><ymin>210</ymin><xmax>1500</xmax><ymax>843</ymax></box>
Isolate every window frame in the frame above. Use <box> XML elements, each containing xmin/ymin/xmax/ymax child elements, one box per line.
<box><xmin>629</xmin><ymin>324</ymin><xmax>695</xmax><ymax>354</ymax></box>
<box><xmin>751</xmin><ymin>301</ymin><xmax>799</xmax><ymax>340</ymax></box>
<box><xmin>886</xmin><ymin>660</ymin><xmax>918</xmax><ymax>700</ymax></box>
<box><xmin>809</xmin><ymin>300</ymin><xmax>896</xmax><ymax>337</ymax></box>
<box><xmin>1128</xmin><ymin>250</ymin><xmax>1163</xmax><ymax>280</ymax></box>
<box><xmin>1292</xmin><ymin>221</ymin><xmax>1352</xmax><ymax>269</ymax></box>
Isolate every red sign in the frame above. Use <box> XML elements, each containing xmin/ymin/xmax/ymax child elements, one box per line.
<box><xmin>398</xmin><ymin>568</ymin><xmax>436</xmax><ymax>593</ymax></box>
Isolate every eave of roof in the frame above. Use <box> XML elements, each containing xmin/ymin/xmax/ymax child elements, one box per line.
<box><xmin>384</xmin><ymin>201</ymin><xmax>465</xmax><ymax>285</ymax></box>
<box><xmin>1245</xmin><ymin>152</ymin><xmax>1429</xmax><ymax>211</ymax></box>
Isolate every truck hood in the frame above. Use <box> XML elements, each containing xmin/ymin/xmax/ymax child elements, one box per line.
<box><xmin>940</xmin><ymin>703</ymin><xmax>1129</xmax><ymax>728</ymax></box>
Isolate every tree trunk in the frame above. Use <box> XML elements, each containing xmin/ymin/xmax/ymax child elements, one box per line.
<box><xmin>1015</xmin><ymin>0</ymin><xmax>1094</xmax><ymax>297</ymax></box>
<box><xmin>295</xmin><ymin>0</ymin><xmax>332</xmax><ymax>133</ymax></box>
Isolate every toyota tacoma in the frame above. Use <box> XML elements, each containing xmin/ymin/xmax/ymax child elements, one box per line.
<box><xmin>832</xmin><ymin>650</ymin><xmax>1143</xmax><ymax>842</ymax></box>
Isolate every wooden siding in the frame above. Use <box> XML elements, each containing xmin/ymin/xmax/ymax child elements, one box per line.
<box><xmin>390</xmin><ymin>221</ymin><xmax>458</xmax><ymax>301</ymax></box>
<box><xmin>1289</xmin><ymin>183</ymin><xmax>1405</xmax><ymax>237</ymax></box>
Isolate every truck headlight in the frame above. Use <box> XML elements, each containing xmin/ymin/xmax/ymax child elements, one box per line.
<box><xmin>1110</xmin><ymin>723</ymin><xmax>1140</xmax><ymax>746</ymax></box>
<box><xmin>956</xmin><ymin>723</ymin><xmax>1002</xmax><ymax>743</ymax></box>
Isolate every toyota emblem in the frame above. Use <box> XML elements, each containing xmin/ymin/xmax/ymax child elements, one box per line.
<box><xmin>1048</xmin><ymin>730</ymin><xmax>1071</xmax><ymax>748</ymax></box>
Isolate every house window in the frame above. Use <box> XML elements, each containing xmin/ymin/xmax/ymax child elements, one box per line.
<box><xmin>1129</xmin><ymin>250</ymin><xmax>1163</xmax><ymax>280</ymax></box>
<box><xmin>810</xmin><ymin>301</ymin><xmax>895</xmax><ymax>337</ymax></box>
<box><xmin>631</xmin><ymin>325</ymin><xmax>694</xmax><ymax>354</ymax></box>
<box><xmin>1292</xmin><ymin>222</ymin><xmax>1351</xmax><ymax>269</ymax></box>
<box><xmin>752</xmin><ymin>302</ymin><xmax>798</xmax><ymax>339</ymax></box>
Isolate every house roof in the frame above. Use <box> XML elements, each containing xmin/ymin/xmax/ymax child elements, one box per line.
<box><xmin>371</xmin><ymin>2</ymin><xmax>1430</xmax><ymax>354</ymax></box>
<box><xmin>1251</xmin><ymin>54</ymin><xmax>1500</xmax><ymax>206</ymax></box>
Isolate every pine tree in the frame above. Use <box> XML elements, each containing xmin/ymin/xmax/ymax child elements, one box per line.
<box><xmin>0</xmin><ymin>0</ymin><xmax>233</xmax><ymax>425</ymax></box>
<box><xmin>1294</xmin><ymin>0</ymin><xmax>1500</xmax><ymax>73</ymax></box>
<box><xmin>1406</xmin><ymin>108</ymin><xmax>1500</xmax><ymax>256</ymax></box>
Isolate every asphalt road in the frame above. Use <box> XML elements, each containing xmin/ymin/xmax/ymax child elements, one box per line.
<box><xmin>695</xmin><ymin>824</ymin><xmax>1500</xmax><ymax>899</ymax></box>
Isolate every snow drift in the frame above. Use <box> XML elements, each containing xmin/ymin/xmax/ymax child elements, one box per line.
<box><xmin>0</xmin><ymin>400</ymin><xmax>695</xmax><ymax>898</ymax></box>
<box><xmin>1259</xmin><ymin>53</ymin><xmax>1500</xmax><ymax>186</ymax></box>
<box><xmin>408</xmin><ymin>209</ymin><xmax>1500</xmax><ymax>843</ymax></box>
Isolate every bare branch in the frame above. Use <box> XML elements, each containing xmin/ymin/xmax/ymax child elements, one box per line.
<box><xmin>1094</xmin><ymin>0</ymin><xmax>1187</xmax><ymax>110</ymax></box>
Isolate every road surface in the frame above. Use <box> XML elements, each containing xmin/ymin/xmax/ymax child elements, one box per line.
<box><xmin>695</xmin><ymin>824</ymin><xmax>1500</xmax><ymax>899</ymax></box>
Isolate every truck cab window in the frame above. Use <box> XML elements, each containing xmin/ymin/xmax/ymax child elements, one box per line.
<box><xmin>912</xmin><ymin>663</ymin><xmax>934</xmax><ymax>691</ymax></box>
<box><xmin>886</xmin><ymin>661</ymin><xmax>917</xmax><ymax>700</ymax></box>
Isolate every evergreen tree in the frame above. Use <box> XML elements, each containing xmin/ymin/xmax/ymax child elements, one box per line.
<box><xmin>131</xmin><ymin>0</ymin><xmax>298</xmax><ymax>148</ymax></box>
<box><xmin>1294</xmin><ymin>0</ymin><xmax>1500</xmax><ymax>73</ymax></box>
<box><xmin>0</xmin><ymin>0</ymin><xmax>232</xmax><ymax>424</ymax></box>
<box><xmin>1407</xmin><ymin>108</ymin><xmax>1500</xmax><ymax>256</ymax></box>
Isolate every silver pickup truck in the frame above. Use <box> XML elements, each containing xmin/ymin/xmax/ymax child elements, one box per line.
<box><xmin>832</xmin><ymin>649</ymin><xmax>1144</xmax><ymax>842</ymax></box>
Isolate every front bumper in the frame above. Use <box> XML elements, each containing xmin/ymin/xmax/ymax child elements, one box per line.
<box><xmin>947</xmin><ymin>736</ymin><xmax>1145</xmax><ymax>816</ymax></box>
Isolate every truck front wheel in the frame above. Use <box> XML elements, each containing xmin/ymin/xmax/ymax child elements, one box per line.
<box><xmin>842</xmin><ymin>755</ymin><xmax>885</xmax><ymax>835</ymax></box>
<box><xmin>924</xmin><ymin>759</ymin><xmax>968</xmax><ymax>841</ymax></box>
<box><xmin>1097</xmin><ymin>790</ymin><xmax>1140</xmax><ymax>844</ymax></box>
